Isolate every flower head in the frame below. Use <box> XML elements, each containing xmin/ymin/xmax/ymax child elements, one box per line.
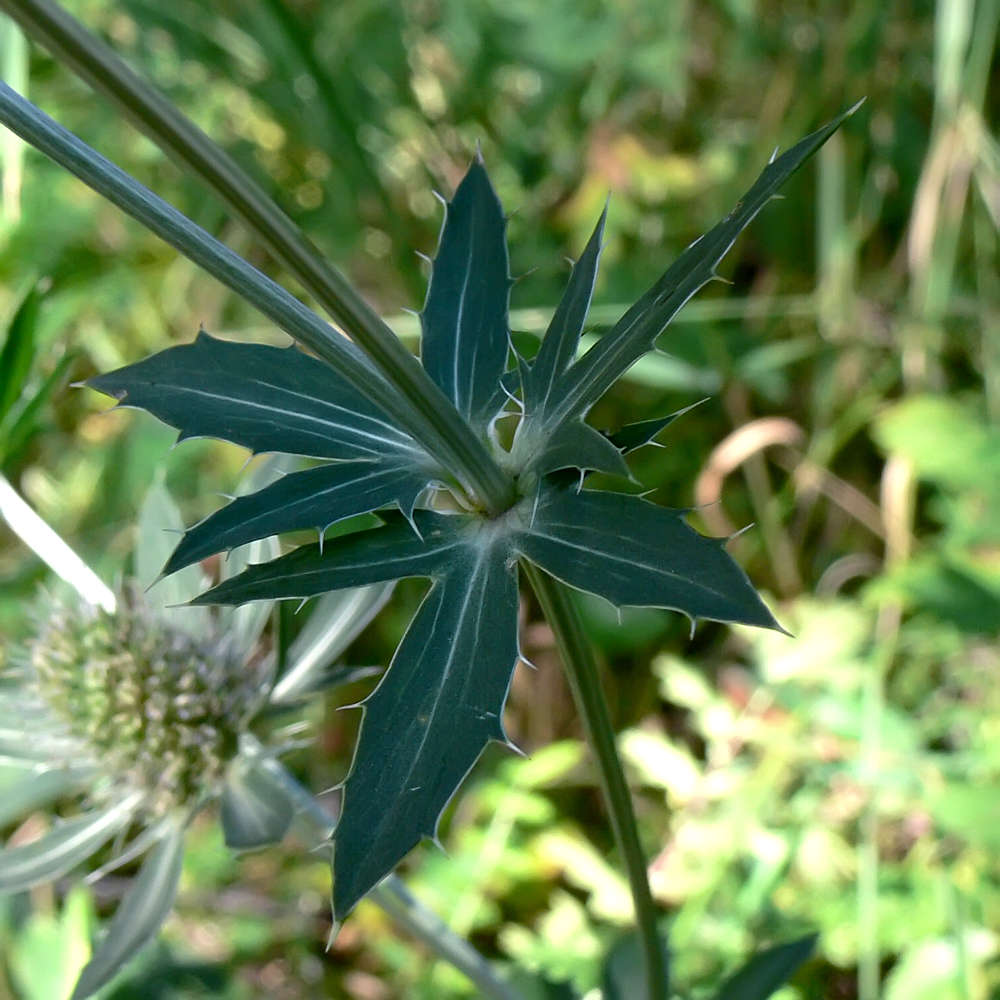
<box><xmin>0</xmin><ymin>473</ymin><xmax>389</xmax><ymax>1000</ymax></box>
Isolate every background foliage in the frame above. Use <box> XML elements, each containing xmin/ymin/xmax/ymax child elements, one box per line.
<box><xmin>0</xmin><ymin>0</ymin><xmax>998</xmax><ymax>997</ymax></box>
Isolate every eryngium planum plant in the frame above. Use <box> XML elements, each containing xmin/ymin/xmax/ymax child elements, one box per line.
<box><xmin>0</xmin><ymin>6</ymin><xmax>861</xmax><ymax>993</ymax></box>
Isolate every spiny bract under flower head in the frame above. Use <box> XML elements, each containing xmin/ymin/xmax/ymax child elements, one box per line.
<box><xmin>27</xmin><ymin>588</ymin><xmax>270</xmax><ymax>816</ymax></box>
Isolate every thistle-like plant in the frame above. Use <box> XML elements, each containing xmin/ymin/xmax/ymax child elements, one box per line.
<box><xmin>0</xmin><ymin>4</ymin><xmax>860</xmax><ymax>994</ymax></box>
<box><xmin>78</xmin><ymin>132</ymin><xmax>855</xmax><ymax>922</ymax></box>
<box><xmin>0</xmin><ymin>474</ymin><xmax>524</xmax><ymax>1000</ymax></box>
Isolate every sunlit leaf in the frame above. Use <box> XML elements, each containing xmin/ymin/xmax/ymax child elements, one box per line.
<box><xmin>193</xmin><ymin>510</ymin><xmax>473</xmax><ymax>605</ymax></box>
<box><xmin>163</xmin><ymin>455</ymin><xmax>436</xmax><ymax>576</ymax></box>
<box><xmin>70</xmin><ymin>819</ymin><xmax>186</xmax><ymax>1000</ymax></box>
<box><xmin>332</xmin><ymin>535</ymin><xmax>519</xmax><ymax>918</ymax></box>
<box><xmin>517</xmin><ymin>486</ymin><xmax>780</xmax><ymax>628</ymax></box>
<box><xmin>220</xmin><ymin>757</ymin><xmax>295</xmax><ymax>850</ymax></box>
<box><xmin>421</xmin><ymin>155</ymin><xmax>511</xmax><ymax>428</ymax></box>
<box><xmin>85</xmin><ymin>331</ymin><xmax>417</xmax><ymax>461</ymax></box>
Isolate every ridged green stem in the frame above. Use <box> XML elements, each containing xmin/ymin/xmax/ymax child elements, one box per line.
<box><xmin>522</xmin><ymin>562</ymin><xmax>667</xmax><ymax>1000</ymax></box>
<box><xmin>256</xmin><ymin>753</ymin><xmax>524</xmax><ymax>1000</ymax></box>
<box><xmin>0</xmin><ymin>0</ymin><xmax>514</xmax><ymax>515</ymax></box>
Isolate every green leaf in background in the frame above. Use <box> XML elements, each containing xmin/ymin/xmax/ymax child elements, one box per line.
<box><xmin>70</xmin><ymin>818</ymin><xmax>186</xmax><ymax>1000</ymax></box>
<box><xmin>713</xmin><ymin>934</ymin><xmax>818</xmax><ymax>1000</ymax></box>
<box><xmin>421</xmin><ymin>154</ymin><xmax>512</xmax><ymax>430</ymax></box>
<box><xmin>601</xmin><ymin>927</ymin><xmax>671</xmax><ymax>1000</ymax></box>
<box><xmin>333</xmin><ymin>534</ymin><xmax>519</xmax><ymax>918</ymax></box>
<box><xmin>0</xmin><ymin>284</ymin><xmax>39</xmax><ymax>422</ymax></box>
<box><xmin>517</xmin><ymin>487</ymin><xmax>781</xmax><ymax>629</ymax></box>
<box><xmin>8</xmin><ymin>886</ymin><xmax>94</xmax><ymax>1000</ymax></box>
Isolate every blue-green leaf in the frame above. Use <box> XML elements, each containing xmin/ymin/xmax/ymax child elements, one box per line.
<box><xmin>713</xmin><ymin>934</ymin><xmax>818</xmax><ymax>1000</ymax></box>
<box><xmin>0</xmin><ymin>792</ymin><xmax>142</xmax><ymax>893</ymax></box>
<box><xmin>70</xmin><ymin>819</ymin><xmax>185</xmax><ymax>1000</ymax></box>
<box><xmin>530</xmin><ymin>421</ymin><xmax>631</xmax><ymax>479</ymax></box>
<box><xmin>517</xmin><ymin>487</ymin><xmax>780</xmax><ymax>628</ymax></box>
<box><xmin>220</xmin><ymin>757</ymin><xmax>295</xmax><ymax>850</ymax></box>
<box><xmin>543</xmin><ymin>107</ymin><xmax>860</xmax><ymax>428</ymax></box>
<box><xmin>85</xmin><ymin>331</ymin><xmax>417</xmax><ymax>461</ymax></box>
<box><xmin>162</xmin><ymin>455</ymin><xmax>436</xmax><ymax>576</ymax></box>
<box><xmin>421</xmin><ymin>156</ymin><xmax>511</xmax><ymax>428</ymax></box>
<box><xmin>522</xmin><ymin>204</ymin><xmax>606</xmax><ymax>415</ymax></box>
<box><xmin>606</xmin><ymin>399</ymin><xmax>707</xmax><ymax>454</ymax></box>
<box><xmin>332</xmin><ymin>536</ymin><xmax>519</xmax><ymax>918</ymax></box>
<box><xmin>192</xmin><ymin>510</ymin><xmax>473</xmax><ymax>605</ymax></box>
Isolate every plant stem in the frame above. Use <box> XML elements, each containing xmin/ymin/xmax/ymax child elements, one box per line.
<box><xmin>522</xmin><ymin>562</ymin><xmax>667</xmax><ymax>1000</ymax></box>
<box><xmin>257</xmin><ymin>754</ymin><xmax>524</xmax><ymax>1000</ymax></box>
<box><xmin>0</xmin><ymin>81</ymin><xmax>511</xmax><ymax>515</ymax></box>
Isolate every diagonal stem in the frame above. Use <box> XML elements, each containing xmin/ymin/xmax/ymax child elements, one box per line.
<box><xmin>0</xmin><ymin>80</ymin><xmax>513</xmax><ymax>513</ymax></box>
<box><xmin>522</xmin><ymin>561</ymin><xmax>667</xmax><ymax>1000</ymax></box>
<box><xmin>0</xmin><ymin>0</ymin><xmax>514</xmax><ymax>516</ymax></box>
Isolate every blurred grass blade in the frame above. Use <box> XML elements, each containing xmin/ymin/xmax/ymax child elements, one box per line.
<box><xmin>0</xmin><ymin>349</ymin><xmax>75</xmax><ymax>467</ymax></box>
<box><xmin>0</xmin><ymin>285</ymin><xmax>39</xmax><ymax>423</ymax></box>
<box><xmin>272</xmin><ymin>583</ymin><xmax>393</xmax><ymax>704</ymax></box>
<box><xmin>163</xmin><ymin>456</ymin><xmax>435</xmax><ymax>577</ymax></box>
<box><xmin>523</xmin><ymin>203</ymin><xmax>607</xmax><ymax>414</ymax></box>
<box><xmin>0</xmin><ymin>792</ymin><xmax>141</xmax><ymax>893</ymax></box>
<box><xmin>517</xmin><ymin>486</ymin><xmax>782</xmax><ymax>629</ymax></box>
<box><xmin>220</xmin><ymin>757</ymin><xmax>295</xmax><ymax>850</ymax></box>
<box><xmin>193</xmin><ymin>511</ymin><xmax>471</xmax><ymax>606</ymax></box>
<box><xmin>0</xmin><ymin>12</ymin><xmax>27</xmax><ymax>223</ymax></box>
<box><xmin>70</xmin><ymin>818</ymin><xmax>185</xmax><ymax>1000</ymax></box>
<box><xmin>86</xmin><ymin>332</ymin><xmax>420</xmax><ymax>464</ymax></box>
<box><xmin>421</xmin><ymin>156</ymin><xmax>511</xmax><ymax>429</ymax></box>
<box><xmin>713</xmin><ymin>934</ymin><xmax>818</xmax><ymax>1000</ymax></box>
<box><xmin>333</xmin><ymin>543</ymin><xmax>519</xmax><ymax>918</ymax></box>
<box><xmin>546</xmin><ymin>105</ymin><xmax>862</xmax><ymax>428</ymax></box>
